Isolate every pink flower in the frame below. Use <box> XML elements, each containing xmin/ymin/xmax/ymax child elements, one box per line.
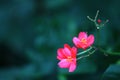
<box><xmin>57</xmin><ymin>44</ymin><xmax>77</xmax><ymax>72</ymax></box>
<box><xmin>73</xmin><ymin>32</ymin><xmax>94</xmax><ymax>50</ymax></box>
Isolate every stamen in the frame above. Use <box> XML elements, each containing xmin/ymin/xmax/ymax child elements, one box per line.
<box><xmin>67</xmin><ymin>56</ymin><xmax>73</xmax><ymax>62</ymax></box>
<box><xmin>81</xmin><ymin>38</ymin><xmax>87</xmax><ymax>44</ymax></box>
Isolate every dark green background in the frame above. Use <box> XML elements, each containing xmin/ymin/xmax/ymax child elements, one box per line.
<box><xmin>0</xmin><ymin>0</ymin><xmax>120</xmax><ymax>80</ymax></box>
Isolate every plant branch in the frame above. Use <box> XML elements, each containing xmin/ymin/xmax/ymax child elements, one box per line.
<box><xmin>77</xmin><ymin>47</ymin><xmax>93</xmax><ymax>56</ymax></box>
<box><xmin>77</xmin><ymin>49</ymin><xmax>97</xmax><ymax>60</ymax></box>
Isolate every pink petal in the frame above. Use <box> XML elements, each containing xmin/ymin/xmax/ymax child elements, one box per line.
<box><xmin>64</xmin><ymin>44</ymin><xmax>71</xmax><ymax>51</ymax></box>
<box><xmin>73</xmin><ymin>37</ymin><xmax>81</xmax><ymax>48</ymax></box>
<box><xmin>87</xmin><ymin>35</ymin><xmax>94</xmax><ymax>46</ymax></box>
<box><xmin>69</xmin><ymin>63</ymin><xmax>76</xmax><ymax>72</ymax></box>
<box><xmin>57</xmin><ymin>56</ymin><xmax>62</xmax><ymax>60</ymax></box>
<box><xmin>57</xmin><ymin>48</ymin><xmax>66</xmax><ymax>59</ymax></box>
<box><xmin>64</xmin><ymin>47</ymin><xmax>71</xmax><ymax>57</ymax></box>
<box><xmin>58</xmin><ymin>59</ymin><xmax>70</xmax><ymax>68</ymax></box>
<box><xmin>78</xmin><ymin>32</ymin><xmax>87</xmax><ymax>40</ymax></box>
<box><xmin>71</xmin><ymin>47</ymin><xmax>77</xmax><ymax>58</ymax></box>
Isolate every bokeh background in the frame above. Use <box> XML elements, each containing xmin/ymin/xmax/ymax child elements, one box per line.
<box><xmin>0</xmin><ymin>0</ymin><xmax>120</xmax><ymax>80</ymax></box>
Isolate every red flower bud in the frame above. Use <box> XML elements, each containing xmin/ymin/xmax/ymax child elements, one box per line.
<box><xmin>97</xmin><ymin>19</ymin><xmax>101</xmax><ymax>24</ymax></box>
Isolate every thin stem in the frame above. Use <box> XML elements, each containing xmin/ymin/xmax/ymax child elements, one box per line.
<box><xmin>94</xmin><ymin>10</ymin><xmax>99</xmax><ymax>21</ymax></box>
<box><xmin>87</xmin><ymin>10</ymin><xmax>100</xmax><ymax>29</ymax></box>
<box><xmin>100</xmin><ymin>19</ymin><xmax>109</xmax><ymax>27</ymax></box>
<box><xmin>94</xmin><ymin>10</ymin><xmax>100</xmax><ymax>29</ymax></box>
<box><xmin>87</xmin><ymin>16</ymin><xmax>94</xmax><ymax>22</ymax></box>
<box><xmin>95</xmin><ymin>21</ymin><xmax>99</xmax><ymax>29</ymax></box>
<box><xmin>98</xmin><ymin>47</ymin><xmax>120</xmax><ymax>55</ymax></box>
<box><xmin>87</xmin><ymin>10</ymin><xmax>113</xmax><ymax>56</ymax></box>
<box><xmin>77</xmin><ymin>47</ymin><xmax>93</xmax><ymax>56</ymax></box>
<box><xmin>87</xmin><ymin>10</ymin><xmax>108</xmax><ymax>48</ymax></box>
<box><xmin>96</xmin><ymin>27</ymin><xmax>100</xmax><ymax>46</ymax></box>
<box><xmin>77</xmin><ymin>49</ymin><xmax>97</xmax><ymax>60</ymax></box>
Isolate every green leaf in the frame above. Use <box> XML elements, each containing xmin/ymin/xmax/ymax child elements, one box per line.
<box><xmin>102</xmin><ymin>64</ymin><xmax>120</xmax><ymax>80</ymax></box>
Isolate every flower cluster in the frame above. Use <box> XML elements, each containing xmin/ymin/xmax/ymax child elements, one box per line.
<box><xmin>57</xmin><ymin>32</ymin><xmax>94</xmax><ymax>72</ymax></box>
<box><xmin>57</xmin><ymin>10</ymin><xmax>109</xmax><ymax>72</ymax></box>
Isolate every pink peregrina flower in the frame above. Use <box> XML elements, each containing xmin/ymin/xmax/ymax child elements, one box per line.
<box><xmin>57</xmin><ymin>44</ymin><xmax>77</xmax><ymax>72</ymax></box>
<box><xmin>73</xmin><ymin>32</ymin><xmax>94</xmax><ymax>50</ymax></box>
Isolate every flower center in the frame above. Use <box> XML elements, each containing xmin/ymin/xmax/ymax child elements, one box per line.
<box><xmin>81</xmin><ymin>38</ymin><xmax>87</xmax><ymax>44</ymax></box>
<box><xmin>67</xmin><ymin>56</ymin><xmax>73</xmax><ymax>62</ymax></box>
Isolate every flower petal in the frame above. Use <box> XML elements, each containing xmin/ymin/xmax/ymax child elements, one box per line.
<box><xmin>57</xmin><ymin>56</ymin><xmax>62</xmax><ymax>60</ymax></box>
<box><xmin>57</xmin><ymin>48</ymin><xmax>66</xmax><ymax>59</ymax></box>
<box><xmin>64</xmin><ymin>44</ymin><xmax>71</xmax><ymax>51</ymax></box>
<box><xmin>69</xmin><ymin>63</ymin><xmax>76</xmax><ymax>72</ymax></box>
<box><xmin>73</xmin><ymin>37</ymin><xmax>81</xmax><ymax>48</ymax></box>
<box><xmin>71</xmin><ymin>47</ymin><xmax>77</xmax><ymax>58</ymax></box>
<box><xmin>78</xmin><ymin>32</ymin><xmax>87</xmax><ymax>40</ymax></box>
<box><xmin>87</xmin><ymin>35</ymin><xmax>94</xmax><ymax>46</ymax></box>
<box><xmin>58</xmin><ymin>59</ymin><xmax>70</xmax><ymax>68</ymax></box>
<box><xmin>64</xmin><ymin>47</ymin><xmax>71</xmax><ymax>57</ymax></box>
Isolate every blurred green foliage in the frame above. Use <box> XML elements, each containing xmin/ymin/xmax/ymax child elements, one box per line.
<box><xmin>0</xmin><ymin>0</ymin><xmax>120</xmax><ymax>80</ymax></box>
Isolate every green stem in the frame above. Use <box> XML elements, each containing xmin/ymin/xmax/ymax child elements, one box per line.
<box><xmin>96</xmin><ymin>28</ymin><xmax>100</xmax><ymax>46</ymax></box>
<box><xmin>87</xmin><ymin>10</ymin><xmax>100</xmax><ymax>29</ymax></box>
<box><xmin>77</xmin><ymin>49</ymin><xmax>97</xmax><ymax>60</ymax></box>
<box><xmin>77</xmin><ymin>47</ymin><xmax>93</xmax><ymax>56</ymax></box>
<box><xmin>95</xmin><ymin>21</ymin><xmax>99</xmax><ymax>29</ymax></box>
<box><xmin>94</xmin><ymin>10</ymin><xmax>99</xmax><ymax>21</ymax></box>
<box><xmin>87</xmin><ymin>10</ymin><xmax>110</xmax><ymax>56</ymax></box>
<box><xmin>97</xmin><ymin>47</ymin><xmax>120</xmax><ymax>56</ymax></box>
